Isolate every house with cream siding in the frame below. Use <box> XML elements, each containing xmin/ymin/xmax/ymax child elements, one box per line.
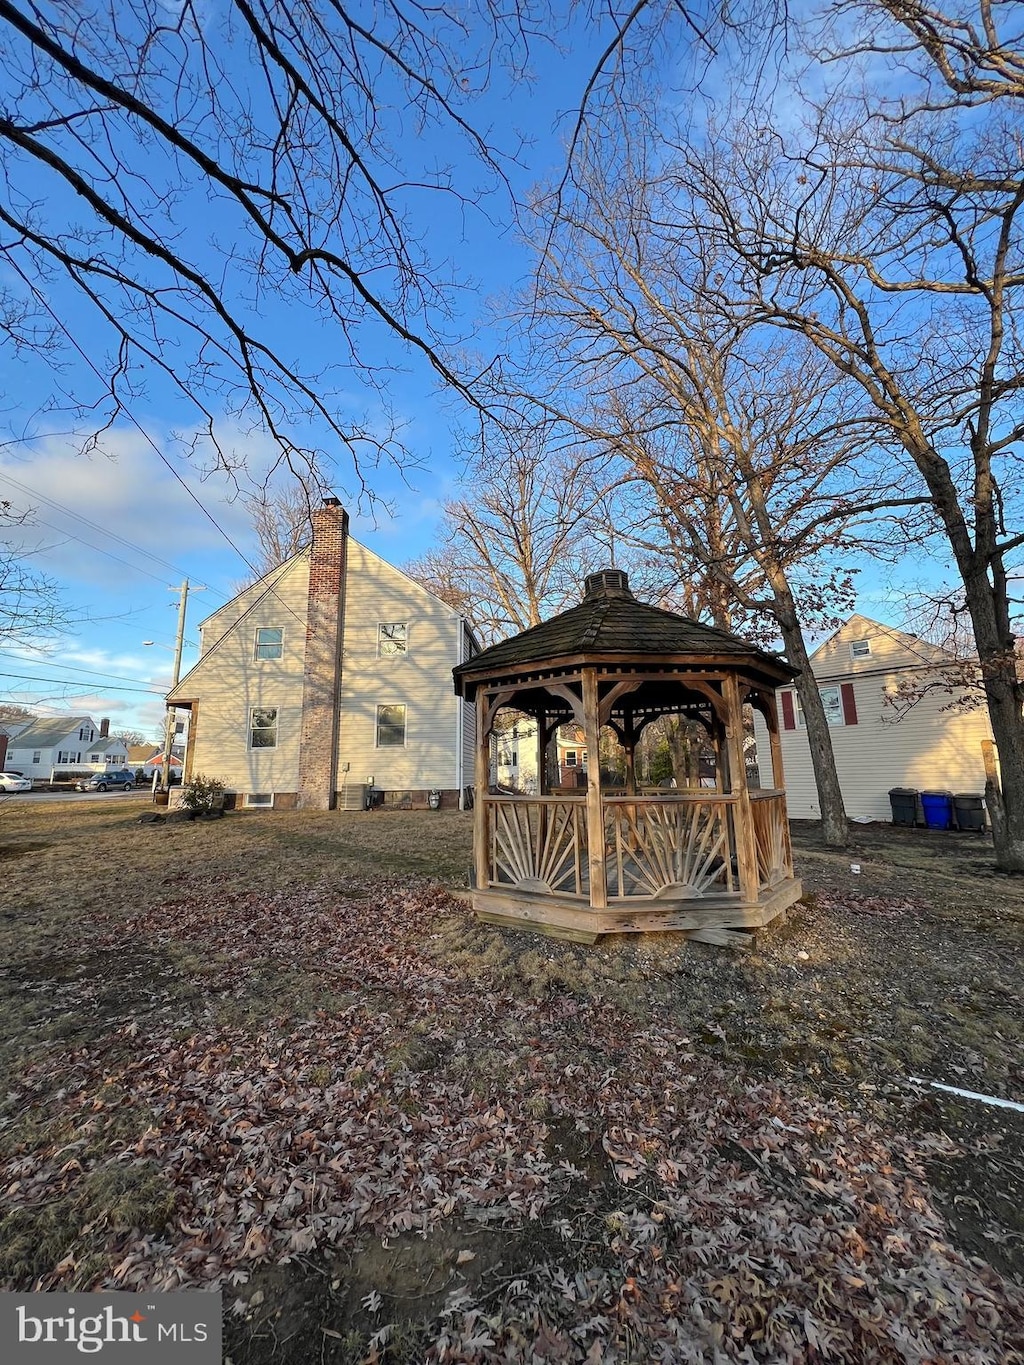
<box><xmin>167</xmin><ymin>500</ymin><xmax>477</xmax><ymax>810</ymax></box>
<box><xmin>752</xmin><ymin>613</ymin><xmax>994</xmax><ymax>822</ymax></box>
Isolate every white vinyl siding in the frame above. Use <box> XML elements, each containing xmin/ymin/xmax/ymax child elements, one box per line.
<box><xmin>170</xmin><ymin>555</ymin><xmax>309</xmax><ymax>792</ymax></box>
<box><xmin>336</xmin><ymin>541</ymin><xmax>465</xmax><ymax>792</ymax></box>
<box><xmin>756</xmin><ymin>617</ymin><xmax>994</xmax><ymax>821</ymax></box>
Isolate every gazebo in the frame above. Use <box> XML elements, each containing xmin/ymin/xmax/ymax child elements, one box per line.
<box><xmin>452</xmin><ymin>570</ymin><xmax>802</xmax><ymax>942</ymax></box>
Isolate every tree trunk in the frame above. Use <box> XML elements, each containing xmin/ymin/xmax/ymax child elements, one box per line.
<box><xmin>962</xmin><ymin>577</ymin><xmax>1024</xmax><ymax>871</ymax></box>
<box><xmin>778</xmin><ymin>612</ymin><xmax>849</xmax><ymax>848</ymax></box>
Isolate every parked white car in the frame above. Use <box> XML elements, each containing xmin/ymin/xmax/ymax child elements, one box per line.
<box><xmin>0</xmin><ymin>772</ymin><xmax>32</xmax><ymax>792</ymax></box>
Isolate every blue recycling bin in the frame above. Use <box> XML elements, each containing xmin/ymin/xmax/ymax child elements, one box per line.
<box><xmin>920</xmin><ymin>790</ymin><xmax>954</xmax><ymax>830</ymax></box>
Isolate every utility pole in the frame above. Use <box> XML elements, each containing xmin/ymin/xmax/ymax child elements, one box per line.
<box><xmin>161</xmin><ymin>580</ymin><xmax>203</xmax><ymax>794</ymax></box>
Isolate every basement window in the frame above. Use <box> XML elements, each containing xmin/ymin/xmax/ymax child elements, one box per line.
<box><xmin>244</xmin><ymin>793</ymin><xmax>274</xmax><ymax>807</ymax></box>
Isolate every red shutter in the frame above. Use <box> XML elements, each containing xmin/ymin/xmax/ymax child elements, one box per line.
<box><xmin>840</xmin><ymin>682</ymin><xmax>858</xmax><ymax>725</ymax></box>
<box><xmin>780</xmin><ymin>691</ymin><xmax>796</xmax><ymax>731</ymax></box>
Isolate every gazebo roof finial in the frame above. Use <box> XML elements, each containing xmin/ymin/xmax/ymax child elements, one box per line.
<box><xmin>583</xmin><ymin>568</ymin><xmax>633</xmax><ymax>600</ymax></box>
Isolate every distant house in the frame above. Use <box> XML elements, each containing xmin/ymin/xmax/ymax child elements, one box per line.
<box><xmin>166</xmin><ymin>499</ymin><xmax>477</xmax><ymax>810</ymax></box>
<box><xmin>4</xmin><ymin>716</ymin><xmax>128</xmax><ymax>780</ymax></box>
<box><xmin>753</xmin><ymin>613</ymin><xmax>994</xmax><ymax>821</ymax></box>
<box><xmin>126</xmin><ymin>744</ymin><xmax>183</xmax><ymax>779</ymax></box>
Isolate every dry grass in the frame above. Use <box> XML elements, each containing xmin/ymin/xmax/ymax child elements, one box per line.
<box><xmin>1</xmin><ymin>798</ymin><xmax>1023</xmax><ymax>1361</ymax></box>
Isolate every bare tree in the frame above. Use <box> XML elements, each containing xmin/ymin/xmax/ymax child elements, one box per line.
<box><xmin>232</xmin><ymin>479</ymin><xmax>326</xmax><ymax>591</ymax></box>
<box><xmin>0</xmin><ymin>500</ymin><xmax>68</xmax><ymax>646</ymax></box>
<box><xmin>0</xmin><ymin>1</ymin><xmax>769</xmax><ymax>500</ymax></box>
<box><xmin>112</xmin><ymin>728</ymin><xmax>146</xmax><ymax>747</ymax></box>
<box><xmin>518</xmin><ymin>156</ymin><xmax>922</xmax><ymax>844</ymax></box>
<box><xmin>406</xmin><ymin>439</ymin><xmax>617</xmax><ymax>646</ymax></box>
<box><xmin>663</xmin><ymin>3</ymin><xmax>1024</xmax><ymax>867</ymax></box>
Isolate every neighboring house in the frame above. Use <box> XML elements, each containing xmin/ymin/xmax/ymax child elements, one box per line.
<box><xmin>0</xmin><ymin>720</ymin><xmax>31</xmax><ymax>770</ymax></box>
<box><xmin>167</xmin><ymin>499</ymin><xmax>478</xmax><ymax>810</ymax></box>
<box><xmin>126</xmin><ymin>744</ymin><xmax>183</xmax><ymax>779</ymax></box>
<box><xmin>126</xmin><ymin>744</ymin><xmax>160</xmax><ymax>772</ymax></box>
<box><xmin>4</xmin><ymin>716</ymin><xmax>128</xmax><ymax>780</ymax></box>
<box><xmin>754</xmin><ymin>613</ymin><xmax>994</xmax><ymax>821</ymax></box>
<box><xmin>492</xmin><ymin>713</ymin><xmax>540</xmax><ymax>793</ymax></box>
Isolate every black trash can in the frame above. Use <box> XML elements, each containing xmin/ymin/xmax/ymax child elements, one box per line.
<box><xmin>888</xmin><ymin>787</ymin><xmax>918</xmax><ymax>827</ymax></box>
<box><xmin>953</xmin><ymin>792</ymin><xmax>986</xmax><ymax>832</ymax></box>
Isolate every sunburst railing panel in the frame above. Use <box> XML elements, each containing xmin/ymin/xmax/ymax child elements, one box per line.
<box><xmin>750</xmin><ymin>790</ymin><xmax>792</xmax><ymax>889</ymax></box>
<box><xmin>605</xmin><ymin>797</ymin><xmax>735</xmax><ymax>899</ymax></box>
<box><xmin>487</xmin><ymin>798</ymin><xmax>586</xmax><ymax>897</ymax></box>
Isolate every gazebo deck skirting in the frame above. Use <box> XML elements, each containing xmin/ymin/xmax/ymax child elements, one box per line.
<box><xmin>472</xmin><ymin>789</ymin><xmax>802</xmax><ymax>943</ymax></box>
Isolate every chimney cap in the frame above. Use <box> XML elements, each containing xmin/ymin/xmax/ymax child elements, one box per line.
<box><xmin>583</xmin><ymin>569</ymin><xmax>633</xmax><ymax>600</ymax></box>
<box><xmin>321</xmin><ymin>496</ymin><xmax>341</xmax><ymax>507</ymax></box>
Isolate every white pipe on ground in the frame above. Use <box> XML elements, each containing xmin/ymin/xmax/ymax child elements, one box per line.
<box><xmin>909</xmin><ymin>1077</ymin><xmax>1024</xmax><ymax>1113</ymax></box>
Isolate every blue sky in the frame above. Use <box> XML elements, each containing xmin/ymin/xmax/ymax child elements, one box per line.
<box><xmin>0</xmin><ymin>3</ymin><xmax>615</xmax><ymax>737</ymax></box>
<box><xmin>0</xmin><ymin>2</ymin><xmax>942</xmax><ymax>739</ymax></box>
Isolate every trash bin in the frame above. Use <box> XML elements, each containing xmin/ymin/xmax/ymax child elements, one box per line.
<box><xmin>953</xmin><ymin>792</ymin><xmax>986</xmax><ymax>832</ymax></box>
<box><xmin>888</xmin><ymin>787</ymin><xmax>918</xmax><ymax>827</ymax></box>
<box><xmin>920</xmin><ymin>790</ymin><xmax>954</xmax><ymax>830</ymax></box>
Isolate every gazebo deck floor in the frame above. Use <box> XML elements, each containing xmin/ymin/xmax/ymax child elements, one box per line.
<box><xmin>471</xmin><ymin>877</ymin><xmax>802</xmax><ymax>944</ymax></box>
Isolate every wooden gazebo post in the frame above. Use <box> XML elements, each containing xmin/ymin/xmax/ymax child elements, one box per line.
<box><xmin>582</xmin><ymin>666</ymin><xmax>607</xmax><ymax>909</ymax></box>
<box><xmin>723</xmin><ymin>673</ymin><xmax>759</xmax><ymax>904</ymax></box>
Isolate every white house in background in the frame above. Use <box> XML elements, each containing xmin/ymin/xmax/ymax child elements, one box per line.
<box><xmin>3</xmin><ymin>716</ymin><xmax>129</xmax><ymax>780</ymax></box>
<box><xmin>492</xmin><ymin>712</ymin><xmax>540</xmax><ymax>792</ymax></box>
<box><xmin>167</xmin><ymin>499</ymin><xmax>478</xmax><ymax>810</ymax></box>
<box><xmin>753</xmin><ymin>613</ymin><xmax>994</xmax><ymax>821</ymax></box>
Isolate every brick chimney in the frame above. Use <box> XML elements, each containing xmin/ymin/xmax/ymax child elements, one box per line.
<box><xmin>99</xmin><ymin>717</ymin><xmax>110</xmax><ymax>738</ymax></box>
<box><xmin>297</xmin><ymin>499</ymin><xmax>349</xmax><ymax>809</ymax></box>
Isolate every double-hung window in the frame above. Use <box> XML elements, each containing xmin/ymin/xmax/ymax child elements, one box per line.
<box><xmin>376</xmin><ymin>703</ymin><xmax>407</xmax><ymax>747</ymax></box>
<box><xmin>250</xmin><ymin>707</ymin><xmax>278</xmax><ymax>749</ymax></box>
<box><xmin>254</xmin><ymin>627</ymin><xmax>283</xmax><ymax>660</ymax></box>
<box><xmin>378</xmin><ymin>623</ymin><xmax>408</xmax><ymax>657</ymax></box>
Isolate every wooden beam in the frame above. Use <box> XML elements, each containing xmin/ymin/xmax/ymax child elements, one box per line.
<box><xmin>723</xmin><ymin>673</ymin><xmax>759</xmax><ymax>905</ymax></box>
<box><xmin>474</xmin><ymin>692</ymin><xmax>490</xmax><ymax>891</ymax></box>
<box><xmin>582</xmin><ymin>666</ymin><xmax>607</xmax><ymax>909</ymax></box>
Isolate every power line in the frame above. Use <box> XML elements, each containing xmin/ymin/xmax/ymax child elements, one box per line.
<box><xmin>0</xmin><ymin>468</ymin><xmax>226</xmax><ymax>597</ymax></box>
<box><xmin>3</xmin><ymin>260</ymin><xmax>272</xmax><ymax>583</ymax></box>
<box><xmin>0</xmin><ymin>670</ymin><xmax>163</xmax><ymax>695</ymax></box>
<box><xmin>2</xmin><ymin>263</ymin><xmax>310</xmax><ymax>633</ymax></box>
<box><xmin>0</xmin><ymin>650</ymin><xmax>177</xmax><ymax>689</ymax></box>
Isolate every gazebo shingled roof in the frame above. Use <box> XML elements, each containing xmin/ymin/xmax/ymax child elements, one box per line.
<box><xmin>454</xmin><ymin>570</ymin><xmax>798</xmax><ymax>697</ymax></box>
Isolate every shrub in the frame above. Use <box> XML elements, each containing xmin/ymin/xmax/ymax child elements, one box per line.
<box><xmin>180</xmin><ymin>773</ymin><xmax>226</xmax><ymax>813</ymax></box>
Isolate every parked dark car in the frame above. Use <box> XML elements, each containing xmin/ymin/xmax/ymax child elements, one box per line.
<box><xmin>75</xmin><ymin>769</ymin><xmax>136</xmax><ymax>792</ymax></box>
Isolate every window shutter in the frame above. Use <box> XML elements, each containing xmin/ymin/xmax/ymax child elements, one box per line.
<box><xmin>841</xmin><ymin>682</ymin><xmax>858</xmax><ymax>725</ymax></box>
<box><xmin>780</xmin><ymin>691</ymin><xmax>796</xmax><ymax>731</ymax></box>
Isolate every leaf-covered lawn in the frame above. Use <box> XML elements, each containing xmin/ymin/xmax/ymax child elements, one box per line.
<box><xmin>1</xmin><ymin>806</ymin><xmax>1023</xmax><ymax>1361</ymax></box>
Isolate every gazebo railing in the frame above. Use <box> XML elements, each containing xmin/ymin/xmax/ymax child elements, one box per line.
<box><xmin>603</xmin><ymin>795</ymin><xmax>735</xmax><ymax>898</ymax></box>
<box><xmin>750</xmin><ymin>789</ymin><xmax>793</xmax><ymax>889</ymax></box>
<box><xmin>488</xmin><ymin>796</ymin><xmax>588</xmax><ymax>897</ymax></box>
<box><xmin>484</xmin><ymin>790</ymin><xmax>794</xmax><ymax>901</ymax></box>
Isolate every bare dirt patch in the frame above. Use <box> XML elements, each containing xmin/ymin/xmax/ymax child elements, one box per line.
<box><xmin>1</xmin><ymin>803</ymin><xmax>1022</xmax><ymax>1361</ymax></box>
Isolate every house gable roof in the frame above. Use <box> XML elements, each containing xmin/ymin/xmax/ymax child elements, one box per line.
<box><xmin>169</xmin><ymin>554</ymin><xmax>309</xmax><ymax>701</ymax></box>
<box><xmin>808</xmin><ymin>613</ymin><xmax>955</xmax><ymax>678</ymax></box>
<box><xmin>6</xmin><ymin>716</ymin><xmax>94</xmax><ymax>748</ymax></box>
